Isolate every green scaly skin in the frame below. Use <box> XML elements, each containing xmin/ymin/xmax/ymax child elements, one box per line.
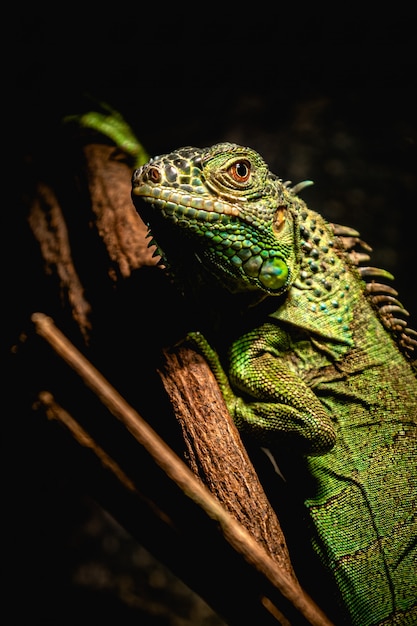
<box><xmin>129</xmin><ymin>142</ymin><xmax>417</xmax><ymax>626</ymax></box>
<box><xmin>69</xmin><ymin>107</ymin><xmax>417</xmax><ymax>624</ymax></box>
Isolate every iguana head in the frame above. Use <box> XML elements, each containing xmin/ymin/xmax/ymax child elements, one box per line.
<box><xmin>132</xmin><ymin>143</ymin><xmax>305</xmax><ymax>295</ymax></box>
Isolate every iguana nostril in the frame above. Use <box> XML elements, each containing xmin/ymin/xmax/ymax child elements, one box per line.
<box><xmin>147</xmin><ymin>166</ymin><xmax>161</xmax><ymax>183</ymax></box>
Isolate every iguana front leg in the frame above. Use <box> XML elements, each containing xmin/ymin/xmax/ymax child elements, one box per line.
<box><xmin>188</xmin><ymin>327</ymin><xmax>336</xmax><ymax>455</ymax></box>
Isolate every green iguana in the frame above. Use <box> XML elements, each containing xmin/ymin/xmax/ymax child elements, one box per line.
<box><xmin>128</xmin><ymin>142</ymin><xmax>417</xmax><ymax>626</ymax></box>
<box><xmin>70</xmin><ymin>108</ymin><xmax>416</xmax><ymax>624</ymax></box>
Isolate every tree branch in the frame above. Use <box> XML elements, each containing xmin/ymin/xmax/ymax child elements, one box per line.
<box><xmin>32</xmin><ymin>312</ymin><xmax>333</xmax><ymax>626</ymax></box>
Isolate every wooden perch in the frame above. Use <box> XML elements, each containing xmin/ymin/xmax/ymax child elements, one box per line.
<box><xmin>27</xmin><ymin>141</ymin><xmax>157</xmax><ymax>341</ymax></box>
<box><xmin>28</xmin><ymin>181</ymin><xmax>93</xmax><ymax>339</ymax></box>
<box><xmin>158</xmin><ymin>344</ymin><xmax>294</xmax><ymax>575</ymax></box>
<box><xmin>82</xmin><ymin>143</ymin><xmax>156</xmax><ymax>278</ymax></box>
<box><xmin>32</xmin><ymin>312</ymin><xmax>333</xmax><ymax>626</ymax></box>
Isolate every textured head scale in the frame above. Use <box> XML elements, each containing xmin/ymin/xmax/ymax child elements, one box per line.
<box><xmin>132</xmin><ymin>142</ymin><xmax>301</xmax><ymax>295</ymax></box>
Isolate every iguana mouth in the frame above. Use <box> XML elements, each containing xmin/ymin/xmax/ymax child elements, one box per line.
<box><xmin>132</xmin><ymin>179</ymin><xmax>241</xmax><ymax>220</ymax></box>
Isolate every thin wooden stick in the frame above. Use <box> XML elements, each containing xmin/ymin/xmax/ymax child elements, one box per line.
<box><xmin>38</xmin><ymin>391</ymin><xmax>135</xmax><ymax>490</ymax></box>
<box><xmin>36</xmin><ymin>390</ymin><xmax>173</xmax><ymax>526</ymax></box>
<box><xmin>32</xmin><ymin>311</ymin><xmax>334</xmax><ymax>626</ymax></box>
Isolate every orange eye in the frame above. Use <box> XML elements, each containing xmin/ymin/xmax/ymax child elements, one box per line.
<box><xmin>229</xmin><ymin>159</ymin><xmax>251</xmax><ymax>182</ymax></box>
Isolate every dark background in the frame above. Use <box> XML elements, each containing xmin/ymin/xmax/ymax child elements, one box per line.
<box><xmin>8</xmin><ymin>6</ymin><xmax>416</xmax><ymax>625</ymax></box>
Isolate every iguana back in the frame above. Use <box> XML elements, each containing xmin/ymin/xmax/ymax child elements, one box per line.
<box><xmin>131</xmin><ymin>142</ymin><xmax>417</xmax><ymax>625</ymax></box>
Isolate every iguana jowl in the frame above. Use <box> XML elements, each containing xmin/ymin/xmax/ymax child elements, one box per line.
<box><xmin>131</xmin><ymin>142</ymin><xmax>417</xmax><ymax>625</ymax></box>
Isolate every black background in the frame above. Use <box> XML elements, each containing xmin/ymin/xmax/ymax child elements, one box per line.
<box><xmin>8</xmin><ymin>6</ymin><xmax>416</xmax><ymax>625</ymax></box>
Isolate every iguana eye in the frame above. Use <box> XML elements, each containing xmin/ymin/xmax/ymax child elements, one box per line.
<box><xmin>229</xmin><ymin>159</ymin><xmax>251</xmax><ymax>183</ymax></box>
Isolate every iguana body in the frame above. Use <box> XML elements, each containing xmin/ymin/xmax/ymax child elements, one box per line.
<box><xmin>129</xmin><ymin>142</ymin><xmax>417</xmax><ymax>625</ymax></box>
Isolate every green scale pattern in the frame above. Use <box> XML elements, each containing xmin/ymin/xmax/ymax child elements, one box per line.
<box><xmin>130</xmin><ymin>141</ymin><xmax>417</xmax><ymax>625</ymax></box>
